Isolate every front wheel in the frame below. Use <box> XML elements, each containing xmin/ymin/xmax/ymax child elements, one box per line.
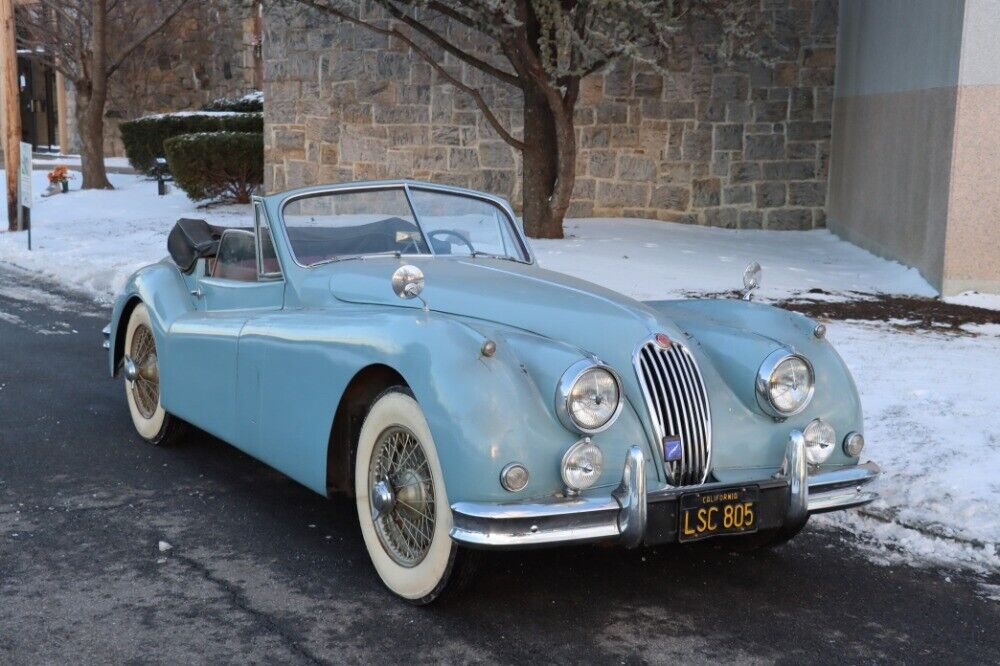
<box><xmin>354</xmin><ymin>389</ymin><xmax>465</xmax><ymax>604</ymax></box>
<box><xmin>123</xmin><ymin>302</ymin><xmax>187</xmax><ymax>446</ymax></box>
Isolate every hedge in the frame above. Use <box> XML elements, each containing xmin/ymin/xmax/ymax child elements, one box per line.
<box><xmin>120</xmin><ymin>112</ymin><xmax>263</xmax><ymax>174</ymax></box>
<box><xmin>163</xmin><ymin>132</ymin><xmax>263</xmax><ymax>204</ymax></box>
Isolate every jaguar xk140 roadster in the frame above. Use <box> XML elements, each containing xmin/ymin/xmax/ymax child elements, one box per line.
<box><xmin>105</xmin><ymin>180</ymin><xmax>879</xmax><ymax>603</ymax></box>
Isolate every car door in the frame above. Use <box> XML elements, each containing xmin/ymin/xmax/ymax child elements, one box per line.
<box><xmin>165</xmin><ymin>203</ymin><xmax>284</xmax><ymax>448</ymax></box>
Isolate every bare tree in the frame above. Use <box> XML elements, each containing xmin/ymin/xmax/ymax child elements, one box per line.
<box><xmin>288</xmin><ymin>0</ymin><xmax>769</xmax><ymax>238</ymax></box>
<box><xmin>16</xmin><ymin>0</ymin><xmax>192</xmax><ymax>189</ymax></box>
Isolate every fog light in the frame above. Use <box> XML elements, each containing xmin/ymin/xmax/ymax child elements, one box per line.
<box><xmin>803</xmin><ymin>419</ymin><xmax>835</xmax><ymax>465</ymax></box>
<box><xmin>561</xmin><ymin>438</ymin><xmax>603</xmax><ymax>491</ymax></box>
<box><xmin>844</xmin><ymin>431</ymin><xmax>865</xmax><ymax>457</ymax></box>
<box><xmin>500</xmin><ymin>462</ymin><xmax>529</xmax><ymax>492</ymax></box>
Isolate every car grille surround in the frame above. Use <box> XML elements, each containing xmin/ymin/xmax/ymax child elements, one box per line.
<box><xmin>634</xmin><ymin>339</ymin><xmax>713</xmax><ymax>486</ymax></box>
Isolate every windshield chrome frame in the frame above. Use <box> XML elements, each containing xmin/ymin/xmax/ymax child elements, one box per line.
<box><xmin>276</xmin><ymin>180</ymin><xmax>534</xmax><ymax>269</ymax></box>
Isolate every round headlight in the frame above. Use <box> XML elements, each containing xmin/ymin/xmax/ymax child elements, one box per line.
<box><xmin>556</xmin><ymin>361</ymin><xmax>622</xmax><ymax>433</ymax></box>
<box><xmin>561</xmin><ymin>438</ymin><xmax>604</xmax><ymax>491</ymax></box>
<box><xmin>803</xmin><ymin>419</ymin><xmax>836</xmax><ymax>464</ymax></box>
<box><xmin>757</xmin><ymin>351</ymin><xmax>815</xmax><ymax>417</ymax></box>
<box><xmin>844</xmin><ymin>431</ymin><xmax>864</xmax><ymax>457</ymax></box>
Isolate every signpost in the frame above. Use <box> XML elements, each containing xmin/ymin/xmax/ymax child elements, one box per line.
<box><xmin>18</xmin><ymin>141</ymin><xmax>31</xmax><ymax>249</ymax></box>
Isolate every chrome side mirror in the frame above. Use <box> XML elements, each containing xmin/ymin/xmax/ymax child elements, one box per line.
<box><xmin>742</xmin><ymin>261</ymin><xmax>761</xmax><ymax>301</ymax></box>
<box><xmin>391</xmin><ymin>265</ymin><xmax>428</xmax><ymax>310</ymax></box>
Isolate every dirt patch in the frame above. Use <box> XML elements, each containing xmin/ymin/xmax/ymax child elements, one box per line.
<box><xmin>685</xmin><ymin>289</ymin><xmax>1000</xmax><ymax>334</ymax></box>
<box><xmin>776</xmin><ymin>290</ymin><xmax>1000</xmax><ymax>334</ymax></box>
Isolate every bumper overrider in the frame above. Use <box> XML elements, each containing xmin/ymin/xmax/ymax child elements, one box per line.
<box><xmin>450</xmin><ymin>431</ymin><xmax>880</xmax><ymax>549</ymax></box>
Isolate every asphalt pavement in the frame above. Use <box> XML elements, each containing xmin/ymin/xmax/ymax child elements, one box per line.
<box><xmin>0</xmin><ymin>264</ymin><xmax>997</xmax><ymax>665</ymax></box>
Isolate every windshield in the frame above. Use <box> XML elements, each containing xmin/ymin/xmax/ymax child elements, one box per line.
<box><xmin>407</xmin><ymin>188</ymin><xmax>528</xmax><ymax>262</ymax></box>
<box><xmin>280</xmin><ymin>186</ymin><xmax>527</xmax><ymax>266</ymax></box>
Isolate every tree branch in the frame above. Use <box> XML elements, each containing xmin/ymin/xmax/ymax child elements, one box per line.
<box><xmin>294</xmin><ymin>0</ymin><xmax>526</xmax><ymax>151</ymax></box>
<box><xmin>378</xmin><ymin>0</ymin><xmax>521</xmax><ymax>88</ymax></box>
<box><xmin>107</xmin><ymin>0</ymin><xmax>192</xmax><ymax>76</ymax></box>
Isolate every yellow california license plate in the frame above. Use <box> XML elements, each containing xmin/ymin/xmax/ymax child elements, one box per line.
<box><xmin>678</xmin><ymin>486</ymin><xmax>759</xmax><ymax>542</ymax></box>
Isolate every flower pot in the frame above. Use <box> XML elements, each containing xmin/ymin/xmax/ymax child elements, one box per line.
<box><xmin>61</xmin><ymin>181</ymin><xmax>69</xmax><ymax>193</ymax></box>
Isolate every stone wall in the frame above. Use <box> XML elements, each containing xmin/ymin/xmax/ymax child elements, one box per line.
<box><xmin>264</xmin><ymin>0</ymin><xmax>837</xmax><ymax>230</ymax></box>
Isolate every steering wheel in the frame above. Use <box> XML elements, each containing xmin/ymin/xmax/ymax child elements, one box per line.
<box><xmin>427</xmin><ymin>229</ymin><xmax>475</xmax><ymax>255</ymax></box>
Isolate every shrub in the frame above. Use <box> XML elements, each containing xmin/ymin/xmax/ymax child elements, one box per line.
<box><xmin>120</xmin><ymin>112</ymin><xmax>263</xmax><ymax>174</ymax></box>
<box><xmin>163</xmin><ymin>132</ymin><xmax>263</xmax><ymax>204</ymax></box>
<box><xmin>201</xmin><ymin>91</ymin><xmax>263</xmax><ymax>113</ymax></box>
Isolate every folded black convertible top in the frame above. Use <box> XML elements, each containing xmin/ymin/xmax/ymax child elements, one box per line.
<box><xmin>167</xmin><ymin>218</ymin><xmax>229</xmax><ymax>273</ymax></box>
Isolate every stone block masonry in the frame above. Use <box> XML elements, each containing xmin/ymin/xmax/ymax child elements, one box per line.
<box><xmin>264</xmin><ymin>0</ymin><xmax>837</xmax><ymax>230</ymax></box>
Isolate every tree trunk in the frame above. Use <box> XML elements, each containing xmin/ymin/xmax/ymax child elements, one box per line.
<box><xmin>76</xmin><ymin>0</ymin><xmax>112</xmax><ymax>190</ymax></box>
<box><xmin>520</xmin><ymin>88</ymin><xmax>563</xmax><ymax>239</ymax></box>
<box><xmin>74</xmin><ymin>84</ymin><xmax>112</xmax><ymax>190</ymax></box>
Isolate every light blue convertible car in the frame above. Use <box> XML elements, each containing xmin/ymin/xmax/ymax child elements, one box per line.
<box><xmin>105</xmin><ymin>181</ymin><xmax>880</xmax><ymax>603</ymax></box>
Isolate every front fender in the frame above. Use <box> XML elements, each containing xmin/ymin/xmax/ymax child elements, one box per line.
<box><xmin>107</xmin><ymin>259</ymin><xmax>194</xmax><ymax>377</ymax></box>
<box><xmin>247</xmin><ymin>306</ymin><xmax>652</xmax><ymax>503</ymax></box>
<box><xmin>647</xmin><ymin>299</ymin><xmax>864</xmax><ymax>480</ymax></box>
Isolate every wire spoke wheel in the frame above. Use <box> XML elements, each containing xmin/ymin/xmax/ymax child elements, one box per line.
<box><xmin>369</xmin><ymin>425</ymin><xmax>435</xmax><ymax>567</ymax></box>
<box><xmin>129</xmin><ymin>324</ymin><xmax>159</xmax><ymax>419</ymax></box>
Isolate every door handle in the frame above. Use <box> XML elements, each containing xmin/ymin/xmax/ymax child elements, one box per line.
<box><xmin>191</xmin><ymin>288</ymin><xmax>203</xmax><ymax>298</ymax></box>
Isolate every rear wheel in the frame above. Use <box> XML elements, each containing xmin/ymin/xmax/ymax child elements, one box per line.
<box><xmin>354</xmin><ymin>388</ymin><xmax>468</xmax><ymax>604</ymax></box>
<box><xmin>123</xmin><ymin>303</ymin><xmax>186</xmax><ymax>446</ymax></box>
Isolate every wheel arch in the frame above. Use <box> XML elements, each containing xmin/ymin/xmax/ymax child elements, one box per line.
<box><xmin>326</xmin><ymin>363</ymin><xmax>409</xmax><ymax>497</ymax></box>
<box><xmin>112</xmin><ymin>295</ymin><xmax>144</xmax><ymax>377</ymax></box>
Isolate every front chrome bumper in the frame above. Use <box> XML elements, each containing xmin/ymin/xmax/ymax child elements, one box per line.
<box><xmin>450</xmin><ymin>433</ymin><xmax>880</xmax><ymax>549</ymax></box>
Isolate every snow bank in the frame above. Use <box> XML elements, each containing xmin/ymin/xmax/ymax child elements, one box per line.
<box><xmin>1</xmin><ymin>173</ymin><xmax>998</xmax><ymax>573</ymax></box>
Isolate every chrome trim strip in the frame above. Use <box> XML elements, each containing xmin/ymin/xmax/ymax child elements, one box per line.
<box><xmin>253</xmin><ymin>200</ymin><xmax>286</xmax><ymax>281</ymax></box>
<box><xmin>808</xmin><ymin>461</ymin><xmax>881</xmax><ymax>491</ymax></box>
<box><xmin>808</xmin><ymin>488</ymin><xmax>878</xmax><ymax>513</ymax></box>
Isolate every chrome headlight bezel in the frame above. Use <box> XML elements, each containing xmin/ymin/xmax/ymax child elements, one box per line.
<box><xmin>555</xmin><ymin>359</ymin><xmax>624</xmax><ymax>434</ymax></box>
<box><xmin>756</xmin><ymin>350</ymin><xmax>815</xmax><ymax>418</ymax></box>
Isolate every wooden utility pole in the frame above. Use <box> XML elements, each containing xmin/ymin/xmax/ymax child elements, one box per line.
<box><xmin>1</xmin><ymin>0</ymin><xmax>20</xmax><ymax>230</ymax></box>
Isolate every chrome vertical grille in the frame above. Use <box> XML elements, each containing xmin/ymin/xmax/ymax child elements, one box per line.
<box><xmin>634</xmin><ymin>339</ymin><xmax>712</xmax><ymax>486</ymax></box>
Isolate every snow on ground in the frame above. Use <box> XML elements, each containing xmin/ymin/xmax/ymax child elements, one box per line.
<box><xmin>945</xmin><ymin>290</ymin><xmax>1000</xmax><ymax>312</ymax></box>
<box><xmin>536</xmin><ymin>218</ymin><xmax>936</xmax><ymax>300</ymax></box>
<box><xmin>1</xmin><ymin>173</ymin><xmax>999</xmax><ymax>574</ymax></box>
<box><xmin>0</xmin><ymin>171</ymin><xmax>248</xmax><ymax>299</ymax></box>
<box><xmin>814</xmin><ymin>323</ymin><xmax>1000</xmax><ymax>573</ymax></box>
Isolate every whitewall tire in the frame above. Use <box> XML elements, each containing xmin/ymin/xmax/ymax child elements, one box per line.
<box><xmin>355</xmin><ymin>389</ymin><xmax>462</xmax><ymax>604</ymax></box>
<box><xmin>123</xmin><ymin>303</ymin><xmax>185</xmax><ymax>446</ymax></box>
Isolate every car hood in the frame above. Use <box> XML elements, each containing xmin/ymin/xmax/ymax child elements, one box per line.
<box><xmin>326</xmin><ymin>256</ymin><xmax>673</xmax><ymax>361</ymax></box>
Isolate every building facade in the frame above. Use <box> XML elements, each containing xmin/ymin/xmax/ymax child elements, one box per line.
<box><xmin>264</xmin><ymin>1</ymin><xmax>838</xmax><ymax>230</ymax></box>
<box><xmin>829</xmin><ymin>0</ymin><xmax>1000</xmax><ymax>295</ymax></box>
